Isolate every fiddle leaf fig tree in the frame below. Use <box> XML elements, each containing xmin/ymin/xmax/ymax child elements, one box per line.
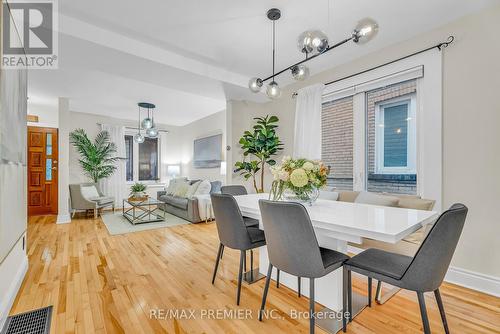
<box><xmin>234</xmin><ymin>115</ymin><xmax>283</xmax><ymax>193</ymax></box>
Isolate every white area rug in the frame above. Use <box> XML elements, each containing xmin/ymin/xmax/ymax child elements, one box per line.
<box><xmin>101</xmin><ymin>212</ymin><xmax>189</xmax><ymax>235</ymax></box>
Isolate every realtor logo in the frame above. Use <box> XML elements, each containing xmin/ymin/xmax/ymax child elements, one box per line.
<box><xmin>2</xmin><ymin>0</ymin><xmax>58</xmax><ymax>69</ymax></box>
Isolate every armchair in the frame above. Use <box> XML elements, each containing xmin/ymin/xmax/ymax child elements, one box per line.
<box><xmin>69</xmin><ymin>183</ymin><xmax>115</xmax><ymax>219</ymax></box>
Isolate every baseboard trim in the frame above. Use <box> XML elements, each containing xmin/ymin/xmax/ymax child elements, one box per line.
<box><xmin>56</xmin><ymin>213</ymin><xmax>71</xmax><ymax>224</ymax></box>
<box><xmin>0</xmin><ymin>254</ymin><xmax>28</xmax><ymax>330</ymax></box>
<box><xmin>445</xmin><ymin>266</ymin><xmax>500</xmax><ymax>297</ymax></box>
<box><xmin>347</xmin><ymin>245</ymin><xmax>500</xmax><ymax>297</ymax></box>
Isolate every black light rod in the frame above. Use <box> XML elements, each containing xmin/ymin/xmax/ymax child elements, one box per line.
<box><xmin>261</xmin><ymin>36</ymin><xmax>354</xmax><ymax>82</ymax></box>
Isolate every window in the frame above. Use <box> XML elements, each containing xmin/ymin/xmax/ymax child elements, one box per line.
<box><xmin>125</xmin><ymin>134</ymin><xmax>160</xmax><ymax>182</ymax></box>
<box><xmin>321</xmin><ymin>96</ymin><xmax>354</xmax><ymax>190</ymax></box>
<box><xmin>375</xmin><ymin>96</ymin><xmax>416</xmax><ymax>174</ymax></box>
<box><xmin>139</xmin><ymin>137</ymin><xmax>159</xmax><ymax>181</ymax></box>
<box><xmin>320</xmin><ymin>52</ymin><xmax>442</xmax><ymax>208</ymax></box>
<box><xmin>125</xmin><ymin>135</ymin><xmax>133</xmax><ymax>181</ymax></box>
<box><xmin>367</xmin><ymin>80</ymin><xmax>417</xmax><ymax>194</ymax></box>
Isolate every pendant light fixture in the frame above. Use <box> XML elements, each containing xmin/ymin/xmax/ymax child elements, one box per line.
<box><xmin>266</xmin><ymin>8</ymin><xmax>281</xmax><ymax>99</ymax></box>
<box><xmin>248</xmin><ymin>8</ymin><xmax>379</xmax><ymax>98</ymax></box>
<box><xmin>135</xmin><ymin>102</ymin><xmax>157</xmax><ymax>142</ymax></box>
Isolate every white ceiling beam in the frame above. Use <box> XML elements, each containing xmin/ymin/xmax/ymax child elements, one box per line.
<box><xmin>59</xmin><ymin>14</ymin><xmax>249</xmax><ymax>88</ymax></box>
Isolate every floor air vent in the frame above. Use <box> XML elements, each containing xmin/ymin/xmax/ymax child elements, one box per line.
<box><xmin>1</xmin><ymin>306</ymin><xmax>52</xmax><ymax>334</ymax></box>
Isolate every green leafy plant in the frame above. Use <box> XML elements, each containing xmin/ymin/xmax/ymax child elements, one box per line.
<box><xmin>234</xmin><ymin>115</ymin><xmax>283</xmax><ymax>193</ymax></box>
<box><xmin>129</xmin><ymin>182</ymin><xmax>147</xmax><ymax>196</ymax></box>
<box><xmin>69</xmin><ymin>129</ymin><xmax>119</xmax><ymax>183</ymax></box>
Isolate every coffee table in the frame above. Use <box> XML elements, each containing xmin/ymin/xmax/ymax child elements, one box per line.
<box><xmin>122</xmin><ymin>198</ymin><xmax>165</xmax><ymax>225</ymax></box>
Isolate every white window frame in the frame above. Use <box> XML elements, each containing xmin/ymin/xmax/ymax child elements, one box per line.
<box><xmin>374</xmin><ymin>94</ymin><xmax>416</xmax><ymax>174</ymax></box>
<box><xmin>124</xmin><ymin>130</ymin><xmax>162</xmax><ymax>184</ymax></box>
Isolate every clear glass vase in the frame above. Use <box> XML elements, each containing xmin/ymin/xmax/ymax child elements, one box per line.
<box><xmin>283</xmin><ymin>187</ymin><xmax>320</xmax><ymax>206</ymax></box>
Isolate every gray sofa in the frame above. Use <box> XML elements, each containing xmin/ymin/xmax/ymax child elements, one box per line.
<box><xmin>157</xmin><ymin>180</ymin><xmax>221</xmax><ymax>223</ymax></box>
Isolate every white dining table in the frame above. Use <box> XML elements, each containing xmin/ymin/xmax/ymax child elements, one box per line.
<box><xmin>234</xmin><ymin>193</ymin><xmax>439</xmax><ymax>314</ymax></box>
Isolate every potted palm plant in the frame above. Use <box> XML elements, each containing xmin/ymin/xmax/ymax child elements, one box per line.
<box><xmin>69</xmin><ymin>129</ymin><xmax>119</xmax><ymax>183</ymax></box>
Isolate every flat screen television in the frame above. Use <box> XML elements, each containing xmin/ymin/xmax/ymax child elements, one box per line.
<box><xmin>193</xmin><ymin>134</ymin><xmax>222</xmax><ymax>168</ymax></box>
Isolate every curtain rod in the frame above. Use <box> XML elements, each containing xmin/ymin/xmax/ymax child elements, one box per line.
<box><xmin>292</xmin><ymin>35</ymin><xmax>454</xmax><ymax>98</ymax></box>
<box><xmin>96</xmin><ymin>123</ymin><xmax>169</xmax><ymax>133</ymax></box>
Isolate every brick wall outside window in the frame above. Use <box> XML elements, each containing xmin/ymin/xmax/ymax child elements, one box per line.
<box><xmin>321</xmin><ymin>79</ymin><xmax>417</xmax><ymax>194</ymax></box>
<box><xmin>321</xmin><ymin>96</ymin><xmax>354</xmax><ymax>190</ymax></box>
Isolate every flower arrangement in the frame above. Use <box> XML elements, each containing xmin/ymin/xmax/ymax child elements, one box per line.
<box><xmin>269</xmin><ymin>156</ymin><xmax>329</xmax><ymax>204</ymax></box>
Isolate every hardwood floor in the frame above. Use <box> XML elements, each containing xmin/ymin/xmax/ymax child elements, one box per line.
<box><xmin>10</xmin><ymin>215</ymin><xmax>500</xmax><ymax>334</ymax></box>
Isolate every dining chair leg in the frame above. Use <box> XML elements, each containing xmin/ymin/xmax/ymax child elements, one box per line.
<box><xmin>434</xmin><ymin>289</ymin><xmax>450</xmax><ymax>334</ymax></box>
<box><xmin>417</xmin><ymin>292</ymin><xmax>431</xmax><ymax>334</ymax></box>
<box><xmin>259</xmin><ymin>263</ymin><xmax>273</xmax><ymax>321</ymax></box>
<box><xmin>309</xmin><ymin>278</ymin><xmax>315</xmax><ymax>334</ymax></box>
<box><xmin>342</xmin><ymin>267</ymin><xmax>348</xmax><ymax>333</ymax></box>
<box><xmin>211</xmin><ymin>243</ymin><xmax>223</xmax><ymax>284</ymax></box>
<box><xmin>244</xmin><ymin>250</ymin><xmax>247</xmax><ymax>272</ymax></box>
<box><xmin>276</xmin><ymin>269</ymin><xmax>280</xmax><ymax>288</ymax></box>
<box><xmin>347</xmin><ymin>270</ymin><xmax>352</xmax><ymax>323</ymax></box>
<box><xmin>298</xmin><ymin>277</ymin><xmax>301</xmax><ymax>297</ymax></box>
<box><xmin>368</xmin><ymin>277</ymin><xmax>372</xmax><ymax>307</ymax></box>
<box><xmin>237</xmin><ymin>251</ymin><xmax>245</xmax><ymax>305</ymax></box>
<box><xmin>220</xmin><ymin>245</ymin><xmax>224</xmax><ymax>259</ymax></box>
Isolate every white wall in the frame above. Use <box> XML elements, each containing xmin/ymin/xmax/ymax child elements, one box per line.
<box><xmin>229</xmin><ymin>5</ymin><xmax>500</xmax><ymax>286</ymax></box>
<box><xmin>27</xmin><ymin>103</ymin><xmax>58</xmax><ymax>128</ymax></box>
<box><xmin>180</xmin><ymin>110</ymin><xmax>226</xmax><ymax>183</ymax></box>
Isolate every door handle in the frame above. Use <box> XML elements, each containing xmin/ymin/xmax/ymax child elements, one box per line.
<box><xmin>52</xmin><ymin>167</ymin><xmax>57</xmax><ymax>170</ymax></box>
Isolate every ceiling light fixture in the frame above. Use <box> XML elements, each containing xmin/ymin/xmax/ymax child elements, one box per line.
<box><xmin>135</xmin><ymin>102</ymin><xmax>158</xmax><ymax>142</ymax></box>
<box><xmin>248</xmin><ymin>9</ymin><xmax>379</xmax><ymax>98</ymax></box>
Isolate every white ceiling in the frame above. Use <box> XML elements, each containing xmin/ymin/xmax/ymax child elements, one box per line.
<box><xmin>28</xmin><ymin>0</ymin><xmax>498</xmax><ymax>126</ymax></box>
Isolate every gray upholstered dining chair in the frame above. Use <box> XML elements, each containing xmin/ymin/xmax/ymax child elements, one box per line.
<box><xmin>69</xmin><ymin>183</ymin><xmax>115</xmax><ymax>218</ymax></box>
<box><xmin>220</xmin><ymin>184</ymin><xmax>259</xmax><ymax>276</ymax></box>
<box><xmin>258</xmin><ymin>200</ymin><xmax>350</xmax><ymax>334</ymax></box>
<box><xmin>220</xmin><ymin>185</ymin><xmax>257</xmax><ymax>229</ymax></box>
<box><xmin>344</xmin><ymin>203</ymin><xmax>468</xmax><ymax>334</ymax></box>
<box><xmin>221</xmin><ymin>185</ymin><xmax>248</xmax><ymax>196</ymax></box>
<box><xmin>210</xmin><ymin>193</ymin><xmax>266</xmax><ymax>305</ymax></box>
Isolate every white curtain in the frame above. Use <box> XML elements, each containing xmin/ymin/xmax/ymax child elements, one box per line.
<box><xmin>293</xmin><ymin>83</ymin><xmax>325</xmax><ymax>159</ymax></box>
<box><xmin>99</xmin><ymin>124</ymin><xmax>126</xmax><ymax>206</ymax></box>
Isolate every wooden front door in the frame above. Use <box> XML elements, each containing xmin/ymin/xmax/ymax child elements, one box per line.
<box><xmin>28</xmin><ymin>127</ymin><xmax>58</xmax><ymax>216</ymax></box>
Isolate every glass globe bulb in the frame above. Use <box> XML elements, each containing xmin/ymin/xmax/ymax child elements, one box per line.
<box><xmin>146</xmin><ymin>127</ymin><xmax>158</xmax><ymax>138</ymax></box>
<box><xmin>297</xmin><ymin>30</ymin><xmax>329</xmax><ymax>54</ymax></box>
<box><xmin>141</xmin><ymin>117</ymin><xmax>153</xmax><ymax>129</ymax></box>
<box><xmin>297</xmin><ymin>31</ymin><xmax>314</xmax><ymax>54</ymax></box>
<box><xmin>266</xmin><ymin>81</ymin><xmax>281</xmax><ymax>99</ymax></box>
<box><xmin>134</xmin><ymin>133</ymin><xmax>145</xmax><ymax>143</ymax></box>
<box><xmin>291</xmin><ymin>65</ymin><xmax>310</xmax><ymax>81</ymax></box>
<box><xmin>310</xmin><ymin>30</ymin><xmax>329</xmax><ymax>53</ymax></box>
<box><xmin>352</xmin><ymin>18</ymin><xmax>379</xmax><ymax>44</ymax></box>
<box><xmin>248</xmin><ymin>77</ymin><xmax>263</xmax><ymax>93</ymax></box>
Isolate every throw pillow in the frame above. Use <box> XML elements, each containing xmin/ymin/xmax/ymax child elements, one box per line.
<box><xmin>185</xmin><ymin>181</ymin><xmax>201</xmax><ymax>198</ymax></box>
<box><xmin>354</xmin><ymin>191</ymin><xmax>399</xmax><ymax>207</ymax></box>
<box><xmin>319</xmin><ymin>190</ymin><xmax>339</xmax><ymax>201</ymax></box>
<box><xmin>81</xmin><ymin>185</ymin><xmax>99</xmax><ymax>200</ymax></box>
<box><xmin>194</xmin><ymin>180</ymin><xmax>211</xmax><ymax>196</ymax></box>
<box><xmin>166</xmin><ymin>177</ymin><xmax>187</xmax><ymax>195</ymax></box>
<box><xmin>173</xmin><ymin>181</ymin><xmax>189</xmax><ymax>197</ymax></box>
<box><xmin>398</xmin><ymin>197</ymin><xmax>435</xmax><ymax>211</ymax></box>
